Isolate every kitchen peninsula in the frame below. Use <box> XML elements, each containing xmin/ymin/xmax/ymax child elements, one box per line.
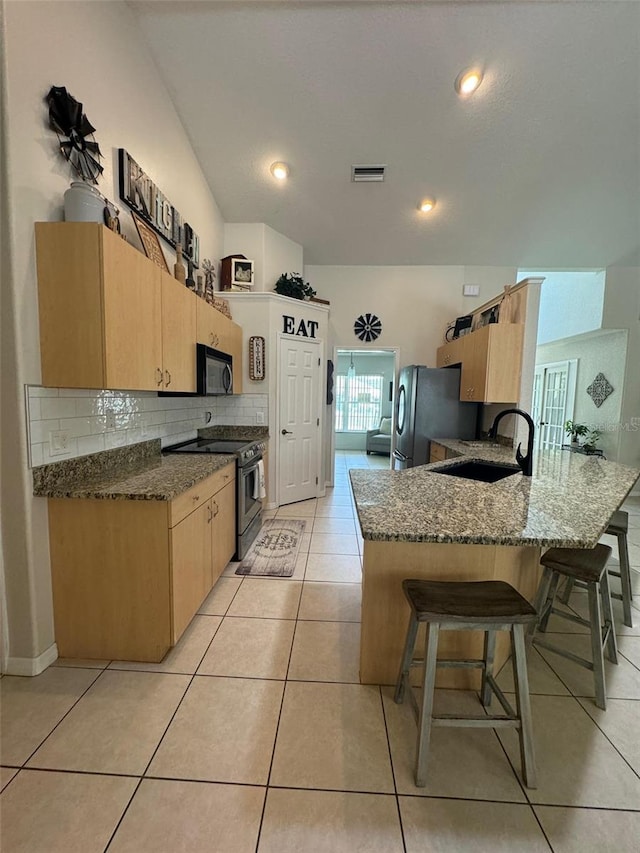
<box><xmin>350</xmin><ymin>441</ymin><xmax>639</xmax><ymax>686</ymax></box>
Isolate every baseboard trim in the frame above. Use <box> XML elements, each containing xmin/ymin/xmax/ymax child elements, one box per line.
<box><xmin>5</xmin><ymin>643</ymin><xmax>58</xmax><ymax>676</ymax></box>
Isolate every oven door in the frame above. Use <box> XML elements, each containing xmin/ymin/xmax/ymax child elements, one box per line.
<box><xmin>238</xmin><ymin>458</ymin><xmax>263</xmax><ymax>534</ymax></box>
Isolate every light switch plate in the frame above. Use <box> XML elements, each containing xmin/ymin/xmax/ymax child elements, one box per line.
<box><xmin>463</xmin><ymin>284</ymin><xmax>480</xmax><ymax>297</ymax></box>
<box><xmin>256</xmin><ymin>412</ymin><xmax>265</xmax><ymax>425</ymax></box>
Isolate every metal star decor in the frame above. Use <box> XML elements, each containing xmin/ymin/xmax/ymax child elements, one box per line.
<box><xmin>354</xmin><ymin>313</ymin><xmax>382</xmax><ymax>342</ymax></box>
<box><xmin>586</xmin><ymin>373</ymin><xmax>614</xmax><ymax>408</ymax></box>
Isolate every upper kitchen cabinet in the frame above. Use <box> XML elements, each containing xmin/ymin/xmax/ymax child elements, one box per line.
<box><xmin>436</xmin><ymin>324</ymin><xmax>524</xmax><ymax>403</ymax></box>
<box><xmin>35</xmin><ymin>223</ymin><xmax>196</xmax><ymax>392</ymax></box>
<box><xmin>160</xmin><ymin>270</ymin><xmax>196</xmax><ymax>392</ymax></box>
<box><xmin>196</xmin><ymin>298</ymin><xmax>243</xmax><ymax>394</ymax></box>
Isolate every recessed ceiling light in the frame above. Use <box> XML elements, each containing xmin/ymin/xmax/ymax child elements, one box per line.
<box><xmin>455</xmin><ymin>68</ymin><xmax>483</xmax><ymax>96</ymax></box>
<box><xmin>270</xmin><ymin>162</ymin><xmax>289</xmax><ymax>180</ymax></box>
<box><xmin>418</xmin><ymin>198</ymin><xmax>436</xmax><ymax>213</ymax></box>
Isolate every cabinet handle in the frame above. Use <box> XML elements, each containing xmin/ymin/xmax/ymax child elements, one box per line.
<box><xmin>212</xmin><ymin>500</ymin><xmax>219</xmax><ymax>517</ymax></box>
<box><xmin>444</xmin><ymin>355</ymin><xmax>450</xmax><ymax>365</ymax></box>
<box><xmin>207</xmin><ymin>506</ymin><xmax>213</xmax><ymax>523</ymax></box>
<box><xmin>156</xmin><ymin>367</ymin><xmax>163</xmax><ymax>386</ymax></box>
<box><xmin>192</xmin><ymin>494</ymin><xmax>200</xmax><ymax>501</ymax></box>
<box><xmin>165</xmin><ymin>369</ymin><xmax>171</xmax><ymax>387</ymax></box>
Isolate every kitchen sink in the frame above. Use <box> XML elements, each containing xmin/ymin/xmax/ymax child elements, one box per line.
<box><xmin>433</xmin><ymin>460</ymin><xmax>521</xmax><ymax>483</ymax></box>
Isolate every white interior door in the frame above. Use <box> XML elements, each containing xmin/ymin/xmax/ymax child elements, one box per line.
<box><xmin>279</xmin><ymin>337</ymin><xmax>321</xmax><ymax>505</ymax></box>
<box><xmin>533</xmin><ymin>360</ymin><xmax>578</xmax><ymax>450</ymax></box>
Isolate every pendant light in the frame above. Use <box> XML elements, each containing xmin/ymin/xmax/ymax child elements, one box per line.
<box><xmin>347</xmin><ymin>352</ymin><xmax>356</xmax><ymax>379</ymax></box>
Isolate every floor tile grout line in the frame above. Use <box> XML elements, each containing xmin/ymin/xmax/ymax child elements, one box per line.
<box><xmin>18</xmin><ymin>666</ymin><xmax>105</xmax><ymax>769</ymax></box>
<box><xmin>378</xmin><ymin>685</ymin><xmax>408</xmax><ymax>853</ymax></box>
<box><xmin>571</xmin><ymin>696</ymin><xmax>640</xmax><ymax>784</ymax></box>
<box><xmin>253</xmin><ymin>568</ymin><xmax>303</xmax><ymax>853</ymax></box>
<box><xmin>103</xmin><ymin>617</ymin><xmax>226</xmax><ymax>852</ymax></box>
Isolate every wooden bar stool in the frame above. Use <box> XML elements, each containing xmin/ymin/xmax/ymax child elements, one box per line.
<box><xmin>560</xmin><ymin>510</ymin><xmax>633</xmax><ymax>628</ymax></box>
<box><xmin>530</xmin><ymin>544</ymin><xmax>617</xmax><ymax>710</ymax></box>
<box><xmin>394</xmin><ymin>579</ymin><xmax>538</xmax><ymax>789</ymax></box>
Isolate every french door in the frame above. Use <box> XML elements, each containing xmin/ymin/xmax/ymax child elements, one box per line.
<box><xmin>532</xmin><ymin>360</ymin><xmax>578</xmax><ymax>450</ymax></box>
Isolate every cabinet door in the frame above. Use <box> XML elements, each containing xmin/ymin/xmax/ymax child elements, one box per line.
<box><xmin>464</xmin><ymin>327</ymin><xmax>489</xmax><ymax>402</ymax></box>
<box><xmin>102</xmin><ymin>228</ymin><xmax>163</xmax><ymax>391</ymax></box>
<box><xmin>436</xmin><ymin>336</ymin><xmax>465</xmax><ymax>369</ymax></box>
<box><xmin>196</xmin><ymin>299</ymin><xmax>224</xmax><ymax>350</ymax></box>
<box><xmin>161</xmin><ymin>272</ymin><xmax>197</xmax><ymax>392</ymax></box>
<box><xmin>225</xmin><ymin>323</ymin><xmax>243</xmax><ymax>395</ymax></box>
<box><xmin>484</xmin><ymin>324</ymin><xmax>524</xmax><ymax>403</ymax></box>
<box><xmin>170</xmin><ymin>500</ymin><xmax>213</xmax><ymax>642</ymax></box>
<box><xmin>211</xmin><ymin>480</ymin><xmax>237</xmax><ymax>583</ymax></box>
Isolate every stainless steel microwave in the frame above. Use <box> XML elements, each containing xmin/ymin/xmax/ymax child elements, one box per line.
<box><xmin>197</xmin><ymin>344</ymin><xmax>233</xmax><ymax>395</ymax></box>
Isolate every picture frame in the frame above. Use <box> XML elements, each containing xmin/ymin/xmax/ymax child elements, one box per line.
<box><xmin>231</xmin><ymin>258</ymin><xmax>254</xmax><ymax>289</ymax></box>
<box><xmin>132</xmin><ymin>211</ymin><xmax>169</xmax><ymax>272</ymax></box>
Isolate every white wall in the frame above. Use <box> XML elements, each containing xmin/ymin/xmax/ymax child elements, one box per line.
<box><xmin>536</xmin><ymin>330</ymin><xmax>628</xmax><ymax>461</ymax></box>
<box><xmin>1</xmin><ymin>0</ymin><xmax>225</xmax><ymax>673</ymax></box>
<box><xmin>306</xmin><ymin>265</ymin><xmax>517</xmax><ymax>367</ymax></box>
<box><xmin>602</xmin><ymin>266</ymin><xmax>640</xmax><ymax>472</ymax></box>
<box><xmin>223</xmin><ymin>223</ymin><xmax>303</xmax><ymax>292</ymax></box>
<box><xmin>521</xmin><ymin>269</ymin><xmax>606</xmax><ymax>345</ymax></box>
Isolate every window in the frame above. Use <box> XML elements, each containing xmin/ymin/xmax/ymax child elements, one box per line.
<box><xmin>335</xmin><ymin>374</ymin><xmax>384</xmax><ymax>432</ymax></box>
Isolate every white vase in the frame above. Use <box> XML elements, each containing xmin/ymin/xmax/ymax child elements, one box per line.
<box><xmin>64</xmin><ymin>181</ymin><xmax>106</xmax><ymax>223</ymax></box>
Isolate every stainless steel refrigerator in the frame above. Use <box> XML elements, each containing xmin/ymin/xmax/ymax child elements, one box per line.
<box><xmin>393</xmin><ymin>366</ymin><xmax>479</xmax><ymax>469</ymax></box>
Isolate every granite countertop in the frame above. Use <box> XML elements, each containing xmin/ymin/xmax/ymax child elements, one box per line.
<box><xmin>32</xmin><ymin>426</ymin><xmax>269</xmax><ymax>501</ymax></box>
<box><xmin>350</xmin><ymin>441</ymin><xmax>639</xmax><ymax>548</ymax></box>
<box><xmin>34</xmin><ymin>452</ymin><xmax>235</xmax><ymax>501</ymax></box>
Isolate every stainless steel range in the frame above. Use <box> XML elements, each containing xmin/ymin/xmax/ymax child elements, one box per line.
<box><xmin>163</xmin><ymin>437</ymin><xmax>266</xmax><ymax>560</ymax></box>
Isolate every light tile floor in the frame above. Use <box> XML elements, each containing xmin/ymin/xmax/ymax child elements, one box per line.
<box><xmin>1</xmin><ymin>451</ymin><xmax>639</xmax><ymax>852</ymax></box>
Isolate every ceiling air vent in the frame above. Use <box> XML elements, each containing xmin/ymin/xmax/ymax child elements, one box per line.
<box><xmin>351</xmin><ymin>164</ymin><xmax>386</xmax><ymax>183</ymax></box>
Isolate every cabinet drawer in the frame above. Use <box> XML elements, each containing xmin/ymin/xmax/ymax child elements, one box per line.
<box><xmin>169</xmin><ymin>463</ymin><xmax>236</xmax><ymax>527</ymax></box>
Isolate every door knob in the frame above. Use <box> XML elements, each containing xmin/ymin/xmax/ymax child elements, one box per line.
<box><xmin>281</xmin><ymin>429</ymin><xmax>292</xmax><ymax>435</ymax></box>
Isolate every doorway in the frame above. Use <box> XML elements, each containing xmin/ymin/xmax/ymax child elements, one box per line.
<box><xmin>278</xmin><ymin>336</ymin><xmax>323</xmax><ymax>506</ymax></box>
<box><xmin>331</xmin><ymin>348</ymin><xmax>398</xmax><ymax>478</ymax></box>
<box><xmin>532</xmin><ymin>360</ymin><xmax>578</xmax><ymax>450</ymax></box>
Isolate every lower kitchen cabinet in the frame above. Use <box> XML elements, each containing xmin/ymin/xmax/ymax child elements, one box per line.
<box><xmin>48</xmin><ymin>462</ymin><xmax>236</xmax><ymax>662</ymax></box>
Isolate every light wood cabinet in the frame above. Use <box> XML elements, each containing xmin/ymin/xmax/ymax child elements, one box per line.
<box><xmin>436</xmin><ymin>324</ymin><xmax>524</xmax><ymax>403</ymax></box>
<box><xmin>211</xmin><ymin>480</ymin><xmax>236</xmax><ymax>583</ymax></box>
<box><xmin>429</xmin><ymin>442</ymin><xmax>448</xmax><ymax>463</ymax></box>
<box><xmin>160</xmin><ymin>271</ymin><xmax>196</xmax><ymax>392</ymax></box>
<box><xmin>196</xmin><ymin>299</ymin><xmax>244</xmax><ymax>394</ymax></box>
<box><xmin>170</xmin><ymin>500</ymin><xmax>213</xmax><ymax>642</ymax></box>
<box><xmin>35</xmin><ymin>222</ymin><xmax>196</xmax><ymax>392</ymax></box>
<box><xmin>47</xmin><ymin>462</ymin><xmax>236</xmax><ymax>661</ymax></box>
<box><xmin>435</xmin><ymin>335</ymin><xmax>465</xmax><ymax>369</ymax></box>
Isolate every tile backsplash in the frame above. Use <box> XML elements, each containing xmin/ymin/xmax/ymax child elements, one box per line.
<box><xmin>26</xmin><ymin>386</ymin><xmax>269</xmax><ymax>467</ymax></box>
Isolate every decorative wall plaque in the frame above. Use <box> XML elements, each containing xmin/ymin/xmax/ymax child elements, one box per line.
<box><xmin>119</xmin><ymin>149</ymin><xmax>200</xmax><ymax>266</ymax></box>
<box><xmin>586</xmin><ymin>373</ymin><xmax>614</xmax><ymax>408</ymax></box>
<box><xmin>354</xmin><ymin>313</ymin><xmax>382</xmax><ymax>342</ymax></box>
<box><xmin>249</xmin><ymin>336</ymin><xmax>266</xmax><ymax>380</ymax></box>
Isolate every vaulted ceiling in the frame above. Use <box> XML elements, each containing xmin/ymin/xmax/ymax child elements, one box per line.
<box><xmin>131</xmin><ymin>1</ymin><xmax>640</xmax><ymax>268</ymax></box>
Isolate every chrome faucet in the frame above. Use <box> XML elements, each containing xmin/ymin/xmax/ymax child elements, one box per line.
<box><xmin>488</xmin><ymin>408</ymin><xmax>535</xmax><ymax>477</ymax></box>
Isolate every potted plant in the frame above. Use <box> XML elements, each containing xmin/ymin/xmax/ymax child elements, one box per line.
<box><xmin>274</xmin><ymin>272</ymin><xmax>316</xmax><ymax>301</ymax></box>
<box><xmin>564</xmin><ymin>420</ymin><xmax>588</xmax><ymax>447</ymax></box>
<box><xmin>582</xmin><ymin>428</ymin><xmax>602</xmax><ymax>454</ymax></box>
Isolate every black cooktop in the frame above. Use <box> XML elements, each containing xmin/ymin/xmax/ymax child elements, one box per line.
<box><xmin>164</xmin><ymin>438</ymin><xmax>250</xmax><ymax>454</ymax></box>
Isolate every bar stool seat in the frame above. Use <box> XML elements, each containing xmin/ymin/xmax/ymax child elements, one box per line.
<box><xmin>561</xmin><ymin>510</ymin><xmax>633</xmax><ymax>628</ymax></box>
<box><xmin>394</xmin><ymin>579</ymin><xmax>538</xmax><ymax>789</ymax></box>
<box><xmin>531</xmin><ymin>544</ymin><xmax>617</xmax><ymax>710</ymax></box>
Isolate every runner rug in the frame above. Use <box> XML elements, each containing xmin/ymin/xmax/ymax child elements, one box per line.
<box><xmin>235</xmin><ymin>519</ymin><xmax>306</xmax><ymax>577</ymax></box>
